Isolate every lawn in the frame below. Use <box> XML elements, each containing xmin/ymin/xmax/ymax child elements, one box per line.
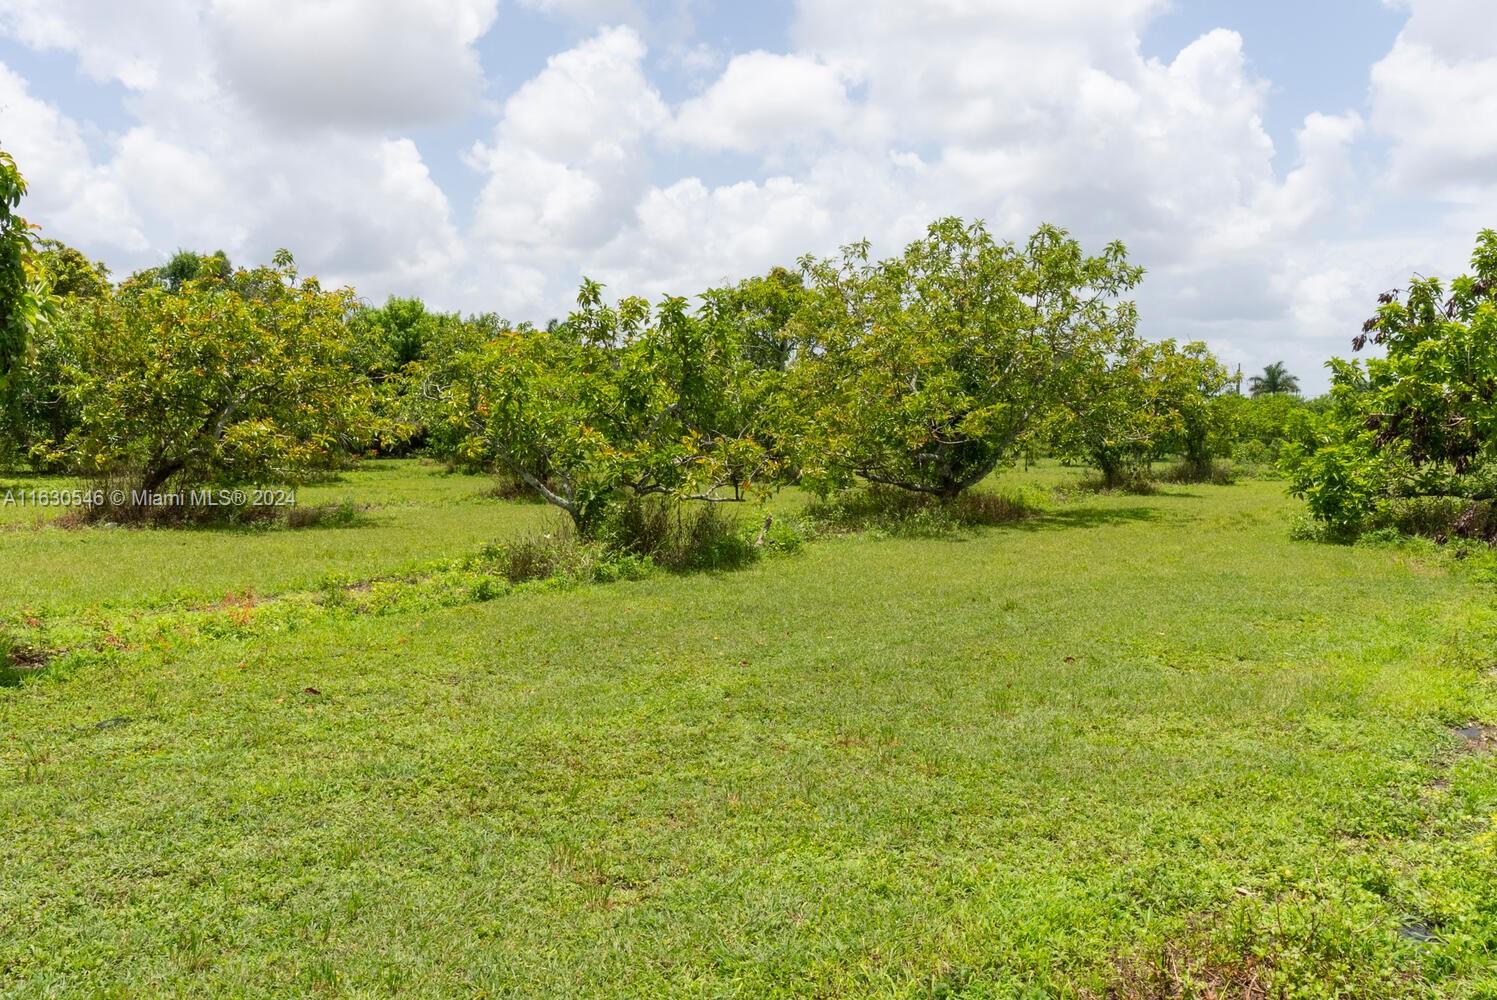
<box><xmin>2</xmin><ymin>462</ymin><xmax>1495</xmax><ymax>997</ymax></box>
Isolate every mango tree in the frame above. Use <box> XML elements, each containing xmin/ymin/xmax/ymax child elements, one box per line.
<box><xmin>1058</xmin><ymin>337</ymin><xmax>1225</xmax><ymax>487</ymax></box>
<box><xmin>786</xmin><ymin>218</ymin><xmax>1143</xmax><ymax>499</ymax></box>
<box><xmin>459</xmin><ymin>279</ymin><xmax>780</xmax><ymax>536</ymax></box>
<box><xmin>60</xmin><ymin>254</ymin><xmax>376</xmax><ymax>508</ymax></box>
<box><xmin>1</xmin><ymin>149</ymin><xmax>50</xmax><ymax>457</ymax></box>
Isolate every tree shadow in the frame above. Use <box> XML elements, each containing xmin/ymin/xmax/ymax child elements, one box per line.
<box><xmin>1008</xmin><ymin>505</ymin><xmax>1165</xmax><ymax>532</ymax></box>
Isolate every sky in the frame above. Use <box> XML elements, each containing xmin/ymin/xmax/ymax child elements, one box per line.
<box><xmin>1</xmin><ymin>0</ymin><xmax>1494</xmax><ymax>393</ymax></box>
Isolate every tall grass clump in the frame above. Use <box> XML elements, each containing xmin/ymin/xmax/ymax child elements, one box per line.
<box><xmin>601</xmin><ymin>499</ymin><xmax>759</xmax><ymax>572</ymax></box>
<box><xmin>805</xmin><ymin>484</ymin><xmax>1040</xmax><ymax>536</ymax></box>
<box><xmin>1158</xmin><ymin>460</ymin><xmax>1237</xmax><ymax>486</ymax></box>
<box><xmin>475</xmin><ymin>498</ymin><xmax>799</xmax><ymax>587</ymax></box>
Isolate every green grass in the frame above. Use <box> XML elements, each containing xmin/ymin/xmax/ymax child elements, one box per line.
<box><xmin>2</xmin><ymin>461</ymin><xmax>1496</xmax><ymax>997</ymax></box>
<box><xmin>0</xmin><ymin>460</ymin><xmax>553</xmax><ymax>612</ymax></box>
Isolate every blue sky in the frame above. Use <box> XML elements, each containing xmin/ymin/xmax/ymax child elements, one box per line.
<box><xmin>2</xmin><ymin>0</ymin><xmax>1494</xmax><ymax>391</ymax></box>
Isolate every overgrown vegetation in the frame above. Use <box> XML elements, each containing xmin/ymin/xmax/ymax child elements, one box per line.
<box><xmin>1284</xmin><ymin>230</ymin><xmax>1497</xmax><ymax>541</ymax></box>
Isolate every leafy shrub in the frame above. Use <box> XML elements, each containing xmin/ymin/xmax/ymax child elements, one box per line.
<box><xmin>1158</xmin><ymin>460</ymin><xmax>1237</xmax><ymax>486</ymax></box>
<box><xmin>479</xmin><ymin>531</ymin><xmax>600</xmax><ymax>584</ymax></box>
<box><xmin>483</xmin><ymin>473</ymin><xmax>547</xmax><ymax>503</ymax></box>
<box><xmin>751</xmin><ymin>514</ymin><xmax>807</xmax><ymax>554</ymax></box>
<box><xmin>806</xmin><ymin>484</ymin><xmax>1039</xmax><ymax>536</ymax></box>
<box><xmin>602</xmin><ymin>499</ymin><xmax>757</xmax><ymax>572</ymax></box>
<box><xmin>1368</xmin><ymin>496</ymin><xmax>1497</xmax><ymax>544</ymax></box>
<box><xmin>1074</xmin><ymin>469</ymin><xmax>1159</xmax><ymax>495</ymax></box>
<box><xmin>1285</xmin><ymin>230</ymin><xmax>1497</xmax><ymax>540</ymax></box>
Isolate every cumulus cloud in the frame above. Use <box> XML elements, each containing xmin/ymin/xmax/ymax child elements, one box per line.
<box><xmin>0</xmin><ymin>61</ymin><xmax>145</xmax><ymax>251</ymax></box>
<box><xmin>468</xmin><ymin>26</ymin><xmax>668</xmax><ymax>313</ymax></box>
<box><xmin>1371</xmin><ymin>0</ymin><xmax>1497</xmax><ymax>197</ymax></box>
<box><xmin>0</xmin><ymin>0</ymin><xmax>469</xmax><ymax>301</ymax></box>
<box><xmin>669</xmin><ymin>52</ymin><xmax>852</xmax><ymax>152</ymax></box>
<box><xmin>209</xmin><ymin>0</ymin><xmax>500</xmax><ymax>128</ymax></box>
<box><xmin>0</xmin><ymin>0</ymin><xmax>208</xmax><ymax>92</ymax></box>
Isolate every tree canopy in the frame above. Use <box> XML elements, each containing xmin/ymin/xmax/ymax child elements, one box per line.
<box><xmin>1284</xmin><ymin>230</ymin><xmax>1497</xmax><ymax>534</ymax></box>
<box><xmin>1</xmin><ymin>149</ymin><xmax>46</xmax><ymax>394</ymax></box>
<box><xmin>786</xmin><ymin>218</ymin><xmax>1144</xmax><ymax>499</ymax></box>
<box><xmin>445</xmin><ymin>279</ymin><xmax>780</xmax><ymax>535</ymax></box>
<box><xmin>58</xmin><ymin>254</ymin><xmax>376</xmax><ymax>499</ymax></box>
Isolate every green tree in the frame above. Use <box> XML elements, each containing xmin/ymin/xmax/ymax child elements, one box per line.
<box><xmin>1213</xmin><ymin>391</ymin><xmax>1315</xmax><ymax>466</ymax></box>
<box><xmin>59</xmin><ymin>253</ymin><xmax>376</xmax><ymax>505</ymax></box>
<box><xmin>1058</xmin><ymin>337</ymin><xmax>1225</xmax><ymax>487</ymax></box>
<box><xmin>452</xmin><ymin>279</ymin><xmax>779</xmax><ymax>536</ymax></box>
<box><xmin>6</xmin><ymin>298</ymin><xmax>89</xmax><ymax>468</ymax></box>
<box><xmin>34</xmin><ymin>239</ymin><xmax>111</xmax><ymax>299</ymax></box>
<box><xmin>700</xmin><ymin>266</ymin><xmax>807</xmax><ymax>373</ymax></box>
<box><xmin>1248</xmin><ymin>361</ymin><xmax>1300</xmax><ymax>397</ymax></box>
<box><xmin>120</xmin><ymin>249</ymin><xmax>233</xmax><ymax>296</ymax></box>
<box><xmin>1</xmin><ymin>150</ymin><xmax>47</xmax><ymax>404</ymax></box>
<box><xmin>393</xmin><ymin>311</ymin><xmax>509</xmax><ymax>467</ymax></box>
<box><xmin>1165</xmin><ymin>343</ymin><xmax>1234</xmax><ymax>478</ymax></box>
<box><xmin>786</xmin><ymin>218</ymin><xmax>1143</xmax><ymax>500</ymax></box>
<box><xmin>351</xmin><ymin>296</ymin><xmax>444</xmax><ymax>379</ymax></box>
<box><xmin>1284</xmin><ymin>230</ymin><xmax>1497</xmax><ymax>534</ymax></box>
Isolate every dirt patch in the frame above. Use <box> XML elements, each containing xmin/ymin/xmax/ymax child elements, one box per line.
<box><xmin>1104</xmin><ymin>937</ymin><xmax>1271</xmax><ymax>1000</ymax></box>
<box><xmin>1454</xmin><ymin>722</ymin><xmax>1496</xmax><ymax>753</ymax></box>
<box><xmin>0</xmin><ymin>641</ymin><xmax>52</xmax><ymax>686</ymax></box>
<box><xmin>1397</xmin><ymin>920</ymin><xmax>1437</xmax><ymax>944</ymax></box>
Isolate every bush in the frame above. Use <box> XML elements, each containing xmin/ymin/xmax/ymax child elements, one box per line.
<box><xmin>1369</xmin><ymin>496</ymin><xmax>1497</xmax><ymax>544</ymax></box>
<box><xmin>1158</xmin><ymin>460</ymin><xmax>1237</xmax><ymax>486</ymax></box>
<box><xmin>478</xmin><ymin>531</ymin><xmax>602</xmax><ymax>584</ymax></box>
<box><xmin>1285</xmin><ymin>231</ymin><xmax>1497</xmax><ymax>539</ymax></box>
<box><xmin>602</xmin><ymin>499</ymin><xmax>757</xmax><ymax>572</ymax></box>
<box><xmin>1074</xmin><ymin>469</ymin><xmax>1159</xmax><ymax>495</ymax></box>
<box><xmin>805</xmin><ymin>484</ymin><xmax>1039</xmax><ymax>536</ymax></box>
<box><xmin>482</xmin><ymin>472</ymin><xmax>549</xmax><ymax>503</ymax></box>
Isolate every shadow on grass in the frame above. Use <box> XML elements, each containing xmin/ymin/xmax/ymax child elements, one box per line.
<box><xmin>56</xmin><ymin>500</ymin><xmax>389</xmax><ymax>535</ymax></box>
<box><xmin>0</xmin><ymin>635</ymin><xmax>49</xmax><ymax>688</ymax></box>
<box><xmin>1009</xmin><ymin>505</ymin><xmax>1164</xmax><ymax>532</ymax></box>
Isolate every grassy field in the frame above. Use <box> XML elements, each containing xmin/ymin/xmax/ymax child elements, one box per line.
<box><xmin>0</xmin><ymin>461</ymin><xmax>551</xmax><ymax>612</ymax></box>
<box><xmin>2</xmin><ymin>462</ymin><xmax>1495</xmax><ymax>997</ymax></box>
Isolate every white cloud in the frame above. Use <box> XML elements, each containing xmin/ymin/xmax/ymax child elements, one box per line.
<box><xmin>209</xmin><ymin>0</ymin><xmax>499</xmax><ymax>128</ymax></box>
<box><xmin>0</xmin><ymin>0</ymin><xmax>208</xmax><ymax>92</ymax></box>
<box><xmin>593</xmin><ymin>175</ymin><xmax>836</xmax><ymax>298</ymax></box>
<box><xmin>517</xmin><ymin>0</ymin><xmax>642</xmax><ymax>24</ymax></box>
<box><xmin>669</xmin><ymin>52</ymin><xmax>852</xmax><ymax>152</ymax></box>
<box><xmin>0</xmin><ymin>0</ymin><xmax>468</xmax><ymax>299</ymax></box>
<box><xmin>468</xmin><ymin>26</ymin><xmax>667</xmax><ymax>313</ymax></box>
<box><xmin>0</xmin><ymin>61</ymin><xmax>145</xmax><ymax>251</ymax></box>
<box><xmin>1371</xmin><ymin>0</ymin><xmax>1497</xmax><ymax>197</ymax></box>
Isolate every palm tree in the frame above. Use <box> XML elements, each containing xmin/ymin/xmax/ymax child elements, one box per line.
<box><xmin>1248</xmin><ymin>362</ymin><xmax>1300</xmax><ymax>397</ymax></box>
